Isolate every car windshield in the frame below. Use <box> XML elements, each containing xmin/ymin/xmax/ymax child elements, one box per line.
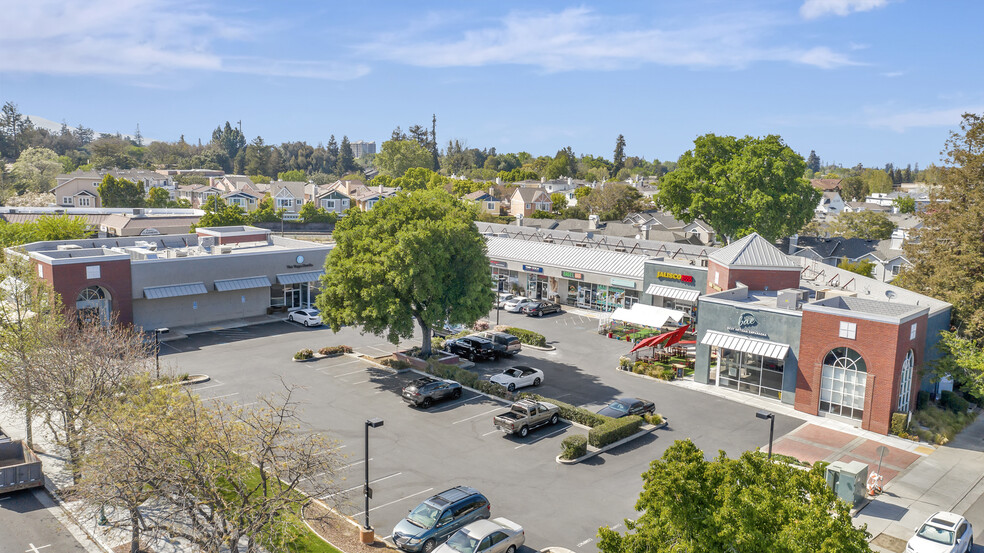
<box><xmin>917</xmin><ymin>524</ymin><xmax>955</xmax><ymax>545</ymax></box>
<box><xmin>444</xmin><ymin>531</ymin><xmax>479</xmax><ymax>553</ymax></box>
<box><xmin>607</xmin><ymin>402</ymin><xmax>630</xmax><ymax>413</ymax></box>
<box><xmin>406</xmin><ymin>503</ymin><xmax>441</xmax><ymax>529</ymax></box>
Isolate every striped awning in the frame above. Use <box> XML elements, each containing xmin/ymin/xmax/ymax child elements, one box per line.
<box><xmin>213</xmin><ymin>275</ymin><xmax>272</xmax><ymax>292</ymax></box>
<box><xmin>700</xmin><ymin>330</ymin><xmax>789</xmax><ymax>360</ymax></box>
<box><xmin>645</xmin><ymin>284</ymin><xmax>700</xmax><ymax>302</ymax></box>
<box><xmin>276</xmin><ymin>270</ymin><xmax>325</xmax><ymax>285</ymax></box>
<box><xmin>143</xmin><ymin>282</ymin><xmax>208</xmax><ymax>299</ymax></box>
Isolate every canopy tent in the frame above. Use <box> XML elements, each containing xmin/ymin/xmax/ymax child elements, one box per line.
<box><xmin>607</xmin><ymin>303</ymin><xmax>686</xmax><ymax>330</ymax></box>
<box><xmin>630</xmin><ymin>324</ymin><xmax>691</xmax><ymax>352</ymax></box>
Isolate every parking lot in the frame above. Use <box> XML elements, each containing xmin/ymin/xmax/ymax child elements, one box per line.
<box><xmin>164</xmin><ymin>307</ymin><xmax>802</xmax><ymax>550</ymax></box>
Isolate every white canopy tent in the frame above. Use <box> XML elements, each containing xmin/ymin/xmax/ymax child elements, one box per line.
<box><xmin>603</xmin><ymin>303</ymin><xmax>686</xmax><ymax>329</ymax></box>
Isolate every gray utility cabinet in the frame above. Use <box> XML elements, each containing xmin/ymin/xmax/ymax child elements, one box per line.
<box><xmin>825</xmin><ymin>460</ymin><xmax>868</xmax><ymax>507</ymax></box>
<box><xmin>0</xmin><ymin>432</ymin><xmax>44</xmax><ymax>494</ymax></box>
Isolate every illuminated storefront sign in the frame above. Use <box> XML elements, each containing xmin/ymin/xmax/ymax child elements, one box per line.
<box><xmin>561</xmin><ymin>270</ymin><xmax>584</xmax><ymax>280</ymax></box>
<box><xmin>489</xmin><ymin>260</ymin><xmax>508</xmax><ymax>268</ymax></box>
<box><xmin>522</xmin><ymin>265</ymin><xmax>543</xmax><ymax>273</ymax></box>
<box><xmin>657</xmin><ymin>271</ymin><xmax>695</xmax><ymax>283</ymax></box>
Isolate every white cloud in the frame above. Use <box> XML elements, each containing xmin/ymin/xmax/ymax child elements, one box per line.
<box><xmin>800</xmin><ymin>0</ymin><xmax>890</xmax><ymax>19</ymax></box>
<box><xmin>361</xmin><ymin>7</ymin><xmax>859</xmax><ymax>72</ymax></box>
<box><xmin>880</xmin><ymin>70</ymin><xmax>905</xmax><ymax>78</ymax></box>
<box><xmin>0</xmin><ymin>0</ymin><xmax>366</xmax><ymax>80</ymax></box>
<box><xmin>867</xmin><ymin>106</ymin><xmax>984</xmax><ymax>132</ymax></box>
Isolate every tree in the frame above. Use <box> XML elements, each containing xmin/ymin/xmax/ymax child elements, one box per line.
<box><xmin>98</xmin><ymin>175</ymin><xmax>145</xmax><ymax>207</ymax></box>
<box><xmin>574</xmin><ymin>186</ymin><xmax>592</xmax><ymax>200</ymax></box>
<box><xmin>277</xmin><ymin>169</ymin><xmax>306</xmax><ymax>182</ymax></box>
<box><xmin>375</xmin><ymin>139</ymin><xmax>434</xmax><ymax>178</ymax></box>
<box><xmin>316</xmin><ymin>189</ymin><xmax>495</xmax><ymax>357</ymax></box>
<box><xmin>338</xmin><ymin>136</ymin><xmax>355</xmax><ymax>174</ymax></box>
<box><xmin>612</xmin><ymin>135</ymin><xmax>626</xmax><ymax>177</ymax></box>
<box><xmin>11</xmin><ymin>147</ymin><xmax>62</xmax><ymax>194</ymax></box>
<box><xmin>581</xmin><ymin>184</ymin><xmax>644</xmax><ymax>220</ymax></box>
<box><xmin>656</xmin><ymin>134</ymin><xmax>819</xmax><ymax>242</ymax></box>
<box><xmin>837</xmin><ymin>257</ymin><xmax>875</xmax><ymax>278</ymax></box>
<box><xmin>147</xmin><ymin>187</ymin><xmax>171</xmax><ymax>208</ymax></box>
<box><xmin>893</xmin><ymin>195</ymin><xmax>916</xmax><ymax>214</ymax></box>
<box><xmin>549</xmin><ymin>192</ymin><xmax>567</xmax><ymax>210</ymax></box>
<box><xmin>806</xmin><ymin>150</ymin><xmax>821</xmax><ymax>173</ymax></box>
<box><xmin>861</xmin><ymin>168</ymin><xmax>892</xmax><ymax>194</ymax></box>
<box><xmin>3</xmin><ymin>191</ymin><xmax>56</xmax><ymax>207</ymax></box>
<box><xmin>839</xmin><ymin>175</ymin><xmax>868</xmax><ymax>202</ymax></box>
<box><xmin>827</xmin><ymin>211</ymin><xmax>896</xmax><ymax>240</ymax></box>
<box><xmin>194</xmin><ymin>196</ymin><xmax>247</xmax><ymax>228</ymax></box>
<box><xmin>931</xmin><ymin>331</ymin><xmax>984</xmax><ymax>401</ymax></box>
<box><xmin>0</xmin><ymin>214</ymin><xmax>90</xmax><ymax>252</ymax></box>
<box><xmin>597</xmin><ymin>439</ymin><xmax>871</xmax><ymax>553</ymax></box>
<box><xmin>248</xmin><ymin>196</ymin><xmax>283</xmax><ymax>224</ymax></box>
<box><xmin>298</xmin><ymin>202</ymin><xmax>336</xmax><ymax>224</ymax></box>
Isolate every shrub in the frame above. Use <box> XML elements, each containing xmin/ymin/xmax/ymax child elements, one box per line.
<box><xmin>940</xmin><ymin>390</ymin><xmax>971</xmax><ymax>413</ymax></box>
<box><xmin>293</xmin><ymin>348</ymin><xmax>314</xmax><ymax>360</ymax></box>
<box><xmin>405</xmin><ymin>346</ymin><xmax>424</xmax><ymax>359</ymax></box>
<box><xmin>916</xmin><ymin>390</ymin><xmax>930</xmax><ymax>410</ymax></box>
<box><xmin>473</xmin><ymin>320</ymin><xmax>490</xmax><ymax>331</ymax></box>
<box><xmin>525</xmin><ymin>394</ymin><xmax>610</xmax><ymax>427</ymax></box>
<box><xmin>319</xmin><ymin>345</ymin><xmax>353</xmax><ymax>356</ymax></box>
<box><xmin>431</xmin><ymin>337</ymin><xmax>446</xmax><ymax>352</ymax></box>
<box><xmin>560</xmin><ymin>435</ymin><xmax>588</xmax><ymax>460</ymax></box>
<box><xmin>503</xmin><ymin>327</ymin><xmax>547</xmax><ymax>348</ymax></box>
<box><xmin>588</xmin><ymin>415</ymin><xmax>643</xmax><ymax>448</ymax></box>
<box><xmin>618</xmin><ymin>357</ymin><xmax>632</xmax><ymax>371</ymax></box>
<box><xmin>474</xmin><ymin>380</ymin><xmax>510</xmax><ymax>398</ymax></box>
<box><xmin>912</xmin><ymin>403</ymin><xmax>976</xmax><ymax>444</ymax></box>
<box><xmin>381</xmin><ymin>358</ymin><xmax>411</xmax><ymax>370</ymax></box>
<box><xmin>890</xmin><ymin>412</ymin><xmax>910</xmax><ymax>438</ymax></box>
<box><xmin>632</xmin><ymin>361</ymin><xmax>676</xmax><ymax>381</ymax></box>
<box><xmin>643</xmin><ymin>413</ymin><xmax>664</xmax><ymax>426</ymax></box>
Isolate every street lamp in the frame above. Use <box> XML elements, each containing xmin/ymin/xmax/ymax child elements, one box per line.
<box><xmin>154</xmin><ymin>327</ymin><xmax>170</xmax><ymax>380</ymax></box>
<box><xmin>756</xmin><ymin>410</ymin><xmax>775</xmax><ymax>460</ymax></box>
<box><xmin>495</xmin><ymin>275</ymin><xmax>507</xmax><ymax>326</ymax></box>
<box><xmin>363</xmin><ymin>417</ymin><xmax>384</xmax><ymax>539</ymax></box>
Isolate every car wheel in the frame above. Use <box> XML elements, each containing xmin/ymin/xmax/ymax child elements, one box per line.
<box><xmin>422</xmin><ymin>397</ymin><xmax>433</xmax><ymax>408</ymax></box>
<box><xmin>507</xmin><ymin>383</ymin><xmax>516</xmax><ymax>392</ymax></box>
<box><xmin>519</xmin><ymin>426</ymin><xmax>529</xmax><ymax>438</ymax></box>
<box><xmin>506</xmin><ymin>546</ymin><xmax>516</xmax><ymax>553</ymax></box>
<box><xmin>538</xmin><ymin>311</ymin><xmax>543</xmax><ymax>317</ymax></box>
<box><xmin>452</xmin><ymin>388</ymin><xmax>462</xmax><ymax>399</ymax></box>
<box><xmin>422</xmin><ymin>540</ymin><xmax>436</xmax><ymax>553</ymax></box>
<box><xmin>288</xmin><ymin>314</ymin><xmax>294</xmax><ymax>322</ymax></box>
<box><xmin>303</xmin><ymin>320</ymin><xmax>309</xmax><ymax>327</ymax></box>
<box><xmin>533</xmin><ymin>377</ymin><xmax>541</xmax><ymax>386</ymax></box>
<box><xmin>550</xmin><ymin>414</ymin><xmax>559</xmax><ymax>425</ymax></box>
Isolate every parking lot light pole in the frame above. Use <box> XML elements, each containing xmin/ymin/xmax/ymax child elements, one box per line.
<box><xmin>154</xmin><ymin>327</ymin><xmax>170</xmax><ymax>380</ymax></box>
<box><xmin>496</xmin><ymin>276</ymin><xmax>506</xmax><ymax>326</ymax></box>
<box><xmin>364</xmin><ymin>418</ymin><xmax>384</xmax><ymax>539</ymax></box>
<box><xmin>756</xmin><ymin>410</ymin><xmax>775</xmax><ymax>460</ymax></box>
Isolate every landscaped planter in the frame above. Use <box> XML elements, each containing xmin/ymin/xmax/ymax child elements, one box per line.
<box><xmin>394</xmin><ymin>349</ymin><xmax>460</xmax><ymax>369</ymax></box>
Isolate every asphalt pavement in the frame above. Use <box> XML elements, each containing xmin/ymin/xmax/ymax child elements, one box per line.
<box><xmin>0</xmin><ymin>489</ymin><xmax>93</xmax><ymax>553</ymax></box>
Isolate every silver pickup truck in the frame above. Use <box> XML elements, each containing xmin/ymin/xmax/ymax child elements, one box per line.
<box><xmin>492</xmin><ymin>400</ymin><xmax>560</xmax><ymax>438</ymax></box>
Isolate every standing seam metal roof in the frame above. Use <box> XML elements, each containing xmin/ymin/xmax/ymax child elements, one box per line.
<box><xmin>708</xmin><ymin>233</ymin><xmax>797</xmax><ymax>267</ymax></box>
<box><xmin>485</xmin><ymin>237</ymin><xmax>647</xmax><ymax>278</ymax></box>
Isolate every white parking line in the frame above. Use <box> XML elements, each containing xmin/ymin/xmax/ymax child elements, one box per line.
<box><xmin>348</xmin><ymin>379</ymin><xmax>370</xmax><ymax>385</ymax></box>
<box><xmin>26</xmin><ymin>544</ymin><xmax>52</xmax><ymax>553</ymax></box>
<box><xmin>515</xmin><ymin>426</ymin><xmax>568</xmax><ymax>449</ymax></box>
<box><xmin>481</xmin><ymin>430</ymin><xmax>500</xmax><ymax>437</ymax></box>
<box><xmin>202</xmin><ymin>392</ymin><xmax>239</xmax><ymax>401</ymax></box>
<box><xmin>434</xmin><ymin>395</ymin><xmax>482</xmax><ymax>411</ymax></box>
<box><xmin>577</xmin><ymin>538</ymin><xmax>593</xmax><ymax>547</ymax></box>
<box><xmin>350</xmin><ymin>487</ymin><xmax>434</xmax><ymax>517</ymax></box>
<box><xmin>303</xmin><ymin>458</ymin><xmax>373</xmax><ymax>481</ymax></box>
<box><xmin>331</xmin><ymin>359</ymin><xmax>364</xmax><ymax>367</ymax></box>
<box><xmin>339</xmin><ymin>458</ymin><xmax>372</xmax><ymax>470</ymax></box>
<box><xmin>334</xmin><ymin>368</ymin><xmax>367</xmax><ymax>378</ymax></box>
<box><xmin>321</xmin><ymin>472</ymin><xmax>403</xmax><ymax>499</ymax></box>
<box><xmin>452</xmin><ymin>408</ymin><xmax>502</xmax><ymax>424</ymax></box>
<box><xmin>193</xmin><ymin>383</ymin><xmax>224</xmax><ymax>391</ymax></box>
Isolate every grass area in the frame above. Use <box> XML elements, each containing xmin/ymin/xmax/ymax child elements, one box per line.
<box><xmin>910</xmin><ymin>404</ymin><xmax>978</xmax><ymax>445</ymax></box>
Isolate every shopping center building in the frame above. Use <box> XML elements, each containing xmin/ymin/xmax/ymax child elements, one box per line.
<box><xmin>12</xmin><ymin>226</ymin><xmax>331</xmax><ymax>331</ymax></box>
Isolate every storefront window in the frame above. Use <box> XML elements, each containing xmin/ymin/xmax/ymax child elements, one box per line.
<box><xmin>717</xmin><ymin>348</ymin><xmax>784</xmax><ymax>400</ymax></box>
<box><xmin>820</xmin><ymin>347</ymin><xmax>867</xmax><ymax>420</ymax></box>
<box><xmin>527</xmin><ymin>274</ymin><xmax>549</xmax><ymax>301</ymax></box>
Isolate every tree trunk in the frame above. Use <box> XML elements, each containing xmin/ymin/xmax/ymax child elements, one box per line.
<box><xmin>416</xmin><ymin>315</ymin><xmax>432</xmax><ymax>357</ymax></box>
<box><xmin>24</xmin><ymin>404</ymin><xmax>33</xmax><ymax>448</ymax></box>
<box><xmin>130</xmin><ymin>508</ymin><xmax>141</xmax><ymax>553</ymax></box>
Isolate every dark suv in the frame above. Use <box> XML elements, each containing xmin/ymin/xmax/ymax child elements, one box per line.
<box><xmin>523</xmin><ymin>301</ymin><xmax>562</xmax><ymax>317</ymax></box>
<box><xmin>392</xmin><ymin>486</ymin><xmax>491</xmax><ymax>553</ymax></box>
<box><xmin>402</xmin><ymin>377</ymin><xmax>463</xmax><ymax>408</ymax></box>
<box><xmin>471</xmin><ymin>331</ymin><xmax>521</xmax><ymax>358</ymax></box>
<box><xmin>444</xmin><ymin>336</ymin><xmax>495</xmax><ymax>362</ymax></box>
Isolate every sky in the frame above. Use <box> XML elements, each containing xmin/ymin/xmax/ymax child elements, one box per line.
<box><xmin>1</xmin><ymin>0</ymin><xmax>982</xmax><ymax>168</ymax></box>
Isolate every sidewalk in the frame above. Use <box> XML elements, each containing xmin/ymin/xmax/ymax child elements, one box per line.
<box><xmin>159</xmin><ymin>312</ymin><xmax>287</xmax><ymax>341</ymax></box>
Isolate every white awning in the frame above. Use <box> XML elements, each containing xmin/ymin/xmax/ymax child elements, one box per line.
<box><xmin>700</xmin><ymin>330</ymin><xmax>789</xmax><ymax>360</ymax></box>
<box><xmin>143</xmin><ymin>282</ymin><xmax>208</xmax><ymax>299</ymax></box>
<box><xmin>608</xmin><ymin>303</ymin><xmax>686</xmax><ymax>329</ymax></box>
<box><xmin>276</xmin><ymin>270</ymin><xmax>325</xmax><ymax>285</ymax></box>
<box><xmin>645</xmin><ymin>284</ymin><xmax>700</xmax><ymax>303</ymax></box>
<box><xmin>213</xmin><ymin>276</ymin><xmax>272</xmax><ymax>292</ymax></box>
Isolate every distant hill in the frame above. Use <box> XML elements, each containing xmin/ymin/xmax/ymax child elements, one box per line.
<box><xmin>25</xmin><ymin>115</ymin><xmax>157</xmax><ymax>144</ymax></box>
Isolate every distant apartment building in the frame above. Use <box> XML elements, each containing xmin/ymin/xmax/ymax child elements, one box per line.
<box><xmin>351</xmin><ymin>140</ymin><xmax>377</xmax><ymax>158</ymax></box>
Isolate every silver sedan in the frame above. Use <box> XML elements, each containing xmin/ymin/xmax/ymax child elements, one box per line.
<box><xmin>433</xmin><ymin>518</ymin><xmax>525</xmax><ymax>553</ymax></box>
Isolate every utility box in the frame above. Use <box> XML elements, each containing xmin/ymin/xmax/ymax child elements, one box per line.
<box><xmin>825</xmin><ymin>460</ymin><xmax>868</xmax><ymax>507</ymax></box>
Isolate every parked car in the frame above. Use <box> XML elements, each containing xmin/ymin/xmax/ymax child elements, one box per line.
<box><xmin>471</xmin><ymin>331</ymin><xmax>521</xmax><ymax>358</ymax></box>
<box><xmin>433</xmin><ymin>321</ymin><xmax>469</xmax><ymax>338</ymax></box>
<box><xmin>402</xmin><ymin>377</ymin><xmax>463</xmax><ymax>408</ymax></box>
<box><xmin>496</xmin><ymin>293</ymin><xmax>517</xmax><ymax>308</ymax></box>
<box><xmin>434</xmin><ymin>518</ymin><xmax>525</xmax><ymax>553</ymax></box>
<box><xmin>596</xmin><ymin>397</ymin><xmax>656</xmax><ymax>418</ymax></box>
<box><xmin>906</xmin><ymin>511</ymin><xmax>973</xmax><ymax>553</ymax></box>
<box><xmin>489</xmin><ymin>366</ymin><xmax>544</xmax><ymax>392</ymax></box>
<box><xmin>492</xmin><ymin>399</ymin><xmax>560</xmax><ymax>437</ymax></box>
<box><xmin>444</xmin><ymin>336</ymin><xmax>496</xmax><ymax>362</ymax></box>
<box><xmin>287</xmin><ymin>308</ymin><xmax>322</xmax><ymax>327</ymax></box>
<box><xmin>392</xmin><ymin>486</ymin><xmax>491</xmax><ymax>553</ymax></box>
<box><xmin>503</xmin><ymin>297</ymin><xmax>535</xmax><ymax>313</ymax></box>
<box><xmin>523</xmin><ymin>301</ymin><xmax>562</xmax><ymax>317</ymax></box>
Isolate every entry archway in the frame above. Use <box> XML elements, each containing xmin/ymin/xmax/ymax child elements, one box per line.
<box><xmin>76</xmin><ymin>285</ymin><xmax>112</xmax><ymax>325</ymax></box>
<box><xmin>820</xmin><ymin>346</ymin><xmax>867</xmax><ymax>420</ymax></box>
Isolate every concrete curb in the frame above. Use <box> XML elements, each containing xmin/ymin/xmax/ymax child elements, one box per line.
<box><xmin>556</xmin><ymin>421</ymin><xmax>668</xmax><ymax>465</ymax></box>
<box><xmin>41</xmin><ymin>477</ymin><xmax>114</xmax><ymax>553</ymax></box>
<box><xmin>523</xmin><ymin>343</ymin><xmax>557</xmax><ymax>351</ymax></box>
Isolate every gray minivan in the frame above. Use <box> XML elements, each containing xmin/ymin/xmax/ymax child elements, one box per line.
<box><xmin>472</xmin><ymin>331</ymin><xmax>521</xmax><ymax>358</ymax></box>
<box><xmin>392</xmin><ymin>486</ymin><xmax>491</xmax><ymax>553</ymax></box>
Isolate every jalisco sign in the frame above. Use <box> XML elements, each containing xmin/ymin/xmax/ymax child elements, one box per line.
<box><xmin>657</xmin><ymin>271</ymin><xmax>695</xmax><ymax>284</ymax></box>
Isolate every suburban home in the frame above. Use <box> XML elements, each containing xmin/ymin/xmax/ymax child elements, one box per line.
<box><xmin>816</xmin><ymin>190</ymin><xmax>846</xmax><ymax>216</ymax></box>
<box><xmin>222</xmin><ymin>190</ymin><xmax>260</xmax><ymax>212</ymax></box>
<box><xmin>509</xmin><ymin>187</ymin><xmax>552</xmax><ymax>217</ymax></box>
<box><xmin>175</xmin><ymin>184</ymin><xmax>222</xmax><ymax>208</ymax></box>
<box><xmin>623</xmin><ymin>211</ymin><xmax>716</xmax><ymax>246</ymax></box>
<box><xmin>349</xmin><ymin>184</ymin><xmax>398</xmax><ymax>211</ymax></box>
<box><xmin>314</xmin><ymin>187</ymin><xmax>352</xmax><ymax>215</ymax></box>
<box><xmin>52</xmin><ymin>169</ymin><xmax>176</xmax><ymax>207</ymax></box>
<box><xmin>810</xmin><ymin>178</ymin><xmax>842</xmax><ymax>193</ymax></box>
<box><xmin>212</xmin><ymin>174</ymin><xmax>257</xmax><ymax>194</ymax></box>
<box><xmin>462</xmin><ymin>189</ymin><xmax>502</xmax><ymax>215</ymax></box>
<box><xmin>843</xmin><ymin>201</ymin><xmax>892</xmax><ymax>214</ymax></box>
<box><xmin>270</xmin><ymin>181</ymin><xmax>306</xmax><ymax>220</ymax></box>
<box><xmin>787</xmin><ymin>235</ymin><xmax>912</xmax><ymax>283</ymax></box>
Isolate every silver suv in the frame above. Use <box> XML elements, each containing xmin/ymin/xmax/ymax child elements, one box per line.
<box><xmin>471</xmin><ymin>331</ymin><xmax>521</xmax><ymax>358</ymax></box>
<box><xmin>392</xmin><ymin>486</ymin><xmax>491</xmax><ymax>553</ymax></box>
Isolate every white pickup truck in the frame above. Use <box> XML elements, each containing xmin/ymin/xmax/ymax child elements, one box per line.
<box><xmin>492</xmin><ymin>400</ymin><xmax>560</xmax><ymax>438</ymax></box>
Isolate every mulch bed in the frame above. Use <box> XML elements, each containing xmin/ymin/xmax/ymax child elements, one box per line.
<box><xmin>304</xmin><ymin>501</ymin><xmax>394</xmax><ymax>553</ymax></box>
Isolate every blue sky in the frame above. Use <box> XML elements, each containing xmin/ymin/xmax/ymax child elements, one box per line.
<box><xmin>1</xmin><ymin>0</ymin><xmax>981</xmax><ymax>167</ymax></box>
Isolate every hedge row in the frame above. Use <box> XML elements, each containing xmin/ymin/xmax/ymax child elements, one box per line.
<box><xmin>524</xmin><ymin>393</ymin><xmax>609</xmax><ymax>427</ymax></box>
<box><xmin>294</xmin><ymin>348</ymin><xmax>314</xmax><ymax>360</ymax></box>
<box><xmin>503</xmin><ymin>327</ymin><xmax>547</xmax><ymax>348</ymax></box>
<box><xmin>423</xmin><ymin>360</ymin><xmax>511</xmax><ymax>399</ymax></box>
<box><xmin>319</xmin><ymin>345</ymin><xmax>352</xmax><ymax>356</ymax></box>
<box><xmin>588</xmin><ymin>415</ymin><xmax>643</xmax><ymax>448</ymax></box>
<box><xmin>560</xmin><ymin>435</ymin><xmax>587</xmax><ymax>460</ymax></box>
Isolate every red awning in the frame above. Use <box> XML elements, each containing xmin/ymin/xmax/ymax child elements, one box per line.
<box><xmin>629</xmin><ymin>324</ymin><xmax>691</xmax><ymax>353</ymax></box>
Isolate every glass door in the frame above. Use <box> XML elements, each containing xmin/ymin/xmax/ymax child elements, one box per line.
<box><xmin>285</xmin><ymin>287</ymin><xmax>302</xmax><ymax>309</ymax></box>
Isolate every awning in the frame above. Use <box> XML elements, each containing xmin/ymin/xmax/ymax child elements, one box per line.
<box><xmin>143</xmin><ymin>282</ymin><xmax>208</xmax><ymax>299</ymax></box>
<box><xmin>276</xmin><ymin>270</ymin><xmax>325</xmax><ymax>285</ymax></box>
<box><xmin>213</xmin><ymin>275</ymin><xmax>272</xmax><ymax>292</ymax></box>
<box><xmin>608</xmin><ymin>303</ymin><xmax>686</xmax><ymax>329</ymax></box>
<box><xmin>645</xmin><ymin>284</ymin><xmax>700</xmax><ymax>303</ymax></box>
<box><xmin>700</xmin><ymin>330</ymin><xmax>789</xmax><ymax>360</ymax></box>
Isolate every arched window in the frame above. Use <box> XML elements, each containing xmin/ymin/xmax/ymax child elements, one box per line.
<box><xmin>820</xmin><ymin>347</ymin><xmax>867</xmax><ymax>420</ymax></box>
<box><xmin>75</xmin><ymin>285</ymin><xmax>111</xmax><ymax>325</ymax></box>
<box><xmin>77</xmin><ymin>286</ymin><xmax>106</xmax><ymax>302</ymax></box>
<box><xmin>898</xmin><ymin>350</ymin><xmax>915</xmax><ymax>412</ymax></box>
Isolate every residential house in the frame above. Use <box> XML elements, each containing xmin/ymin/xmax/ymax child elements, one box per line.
<box><xmin>866</xmin><ymin>191</ymin><xmax>932</xmax><ymax>213</ymax></box>
<box><xmin>222</xmin><ymin>190</ymin><xmax>260</xmax><ymax>212</ymax></box>
<box><xmin>843</xmin><ymin>201</ymin><xmax>892</xmax><ymax>214</ymax></box>
<box><xmin>509</xmin><ymin>187</ymin><xmax>552</xmax><ymax>217</ymax></box>
<box><xmin>622</xmin><ymin>211</ymin><xmax>716</xmax><ymax>246</ymax></box>
<box><xmin>270</xmin><ymin>181</ymin><xmax>306</xmax><ymax>220</ymax></box>
<box><xmin>349</xmin><ymin>184</ymin><xmax>399</xmax><ymax>211</ymax></box>
<box><xmin>52</xmin><ymin>169</ymin><xmax>173</xmax><ymax>208</ymax></box>
<box><xmin>112</xmin><ymin>170</ymin><xmax>172</xmax><ymax>194</ymax></box>
<box><xmin>787</xmin><ymin>235</ymin><xmax>912</xmax><ymax>283</ymax></box>
<box><xmin>314</xmin><ymin>187</ymin><xmax>352</xmax><ymax>215</ymax></box>
<box><xmin>175</xmin><ymin>184</ymin><xmax>222</xmax><ymax>208</ymax></box>
<box><xmin>462</xmin><ymin>189</ymin><xmax>502</xmax><ymax>215</ymax></box>
<box><xmin>810</xmin><ymin>178</ymin><xmax>842</xmax><ymax>192</ymax></box>
<box><xmin>816</xmin><ymin>190</ymin><xmax>846</xmax><ymax>216</ymax></box>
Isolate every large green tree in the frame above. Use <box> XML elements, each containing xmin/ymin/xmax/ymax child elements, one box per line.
<box><xmin>375</xmin><ymin>139</ymin><xmax>434</xmax><ymax>178</ymax></box>
<box><xmin>193</xmin><ymin>196</ymin><xmax>246</xmax><ymax>229</ymax></box>
<box><xmin>827</xmin><ymin>211</ymin><xmax>896</xmax><ymax>240</ymax></box>
<box><xmin>11</xmin><ymin>146</ymin><xmax>62</xmax><ymax>194</ymax></box>
<box><xmin>316</xmin><ymin>189</ymin><xmax>494</xmax><ymax>357</ymax></box>
<box><xmin>146</xmin><ymin>187</ymin><xmax>171</xmax><ymax>208</ymax></box>
<box><xmin>581</xmin><ymin>183</ymin><xmax>644</xmax><ymax>220</ymax></box>
<box><xmin>839</xmin><ymin>175</ymin><xmax>868</xmax><ymax>202</ymax></box>
<box><xmin>656</xmin><ymin>134</ymin><xmax>819</xmax><ymax>242</ymax></box>
<box><xmin>97</xmin><ymin>175</ymin><xmax>145</xmax><ymax>207</ymax></box>
<box><xmin>598</xmin><ymin>439</ymin><xmax>871</xmax><ymax>553</ymax></box>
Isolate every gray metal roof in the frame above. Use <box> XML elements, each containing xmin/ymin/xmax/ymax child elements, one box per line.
<box><xmin>144</xmin><ymin>282</ymin><xmax>208</xmax><ymax>299</ymax></box>
<box><xmin>485</xmin><ymin>237</ymin><xmax>647</xmax><ymax>278</ymax></box>
<box><xmin>213</xmin><ymin>276</ymin><xmax>272</xmax><ymax>292</ymax></box>
<box><xmin>276</xmin><ymin>270</ymin><xmax>325</xmax><ymax>284</ymax></box>
<box><xmin>709</xmin><ymin>233</ymin><xmax>797</xmax><ymax>267</ymax></box>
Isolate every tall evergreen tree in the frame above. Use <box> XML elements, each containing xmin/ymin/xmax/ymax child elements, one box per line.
<box><xmin>806</xmin><ymin>150</ymin><xmax>821</xmax><ymax>173</ymax></box>
<box><xmin>430</xmin><ymin>114</ymin><xmax>439</xmax><ymax>171</ymax></box>
<box><xmin>326</xmin><ymin>135</ymin><xmax>339</xmax><ymax>175</ymax></box>
<box><xmin>338</xmin><ymin>136</ymin><xmax>355</xmax><ymax>174</ymax></box>
<box><xmin>612</xmin><ymin>135</ymin><xmax>626</xmax><ymax>178</ymax></box>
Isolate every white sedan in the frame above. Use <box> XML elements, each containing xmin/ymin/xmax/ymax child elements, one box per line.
<box><xmin>287</xmin><ymin>308</ymin><xmax>322</xmax><ymax>327</ymax></box>
<box><xmin>434</xmin><ymin>518</ymin><xmax>525</xmax><ymax>553</ymax></box>
<box><xmin>503</xmin><ymin>297</ymin><xmax>535</xmax><ymax>313</ymax></box>
<box><xmin>906</xmin><ymin>511</ymin><xmax>973</xmax><ymax>553</ymax></box>
<box><xmin>490</xmin><ymin>365</ymin><xmax>544</xmax><ymax>392</ymax></box>
<box><xmin>496</xmin><ymin>293</ymin><xmax>517</xmax><ymax>308</ymax></box>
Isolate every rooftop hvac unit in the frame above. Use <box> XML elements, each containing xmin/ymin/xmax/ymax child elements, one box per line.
<box><xmin>815</xmin><ymin>289</ymin><xmax>858</xmax><ymax>300</ymax></box>
<box><xmin>174</xmin><ymin>249</ymin><xmax>188</xmax><ymax>258</ymax></box>
<box><xmin>218</xmin><ymin>246</ymin><xmax>232</xmax><ymax>254</ymax></box>
<box><xmin>776</xmin><ymin>288</ymin><xmax>809</xmax><ymax>310</ymax></box>
<box><xmin>56</xmin><ymin>244</ymin><xmax>83</xmax><ymax>251</ymax></box>
<box><xmin>134</xmin><ymin>240</ymin><xmax>157</xmax><ymax>251</ymax></box>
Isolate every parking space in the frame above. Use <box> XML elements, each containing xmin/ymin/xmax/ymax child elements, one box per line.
<box><xmin>0</xmin><ymin>489</ymin><xmax>91</xmax><ymax>553</ymax></box>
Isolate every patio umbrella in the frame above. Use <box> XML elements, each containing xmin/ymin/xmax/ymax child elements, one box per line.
<box><xmin>629</xmin><ymin>329</ymin><xmax>675</xmax><ymax>352</ymax></box>
<box><xmin>663</xmin><ymin>324</ymin><xmax>691</xmax><ymax>348</ymax></box>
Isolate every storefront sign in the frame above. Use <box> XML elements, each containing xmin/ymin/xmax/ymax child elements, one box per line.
<box><xmin>726</xmin><ymin>312</ymin><xmax>770</xmax><ymax>338</ymax></box>
<box><xmin>489</xmin><ymin>260</ymin><xmax>508</xmax><ymax>268</ymax></box>
<box><xmin>522</xmin><ymin>265</ymin><xmax>543</xmax><ymax>273</ymax></box>
<box><xmin>657</xmin><ymin>271</ymin><xmax>695</xmax><ymax>284</ymax></box>
<box><xmin>610</xmin><ymin>278</ymin><xmax>637</xmax><ymax>289</ymax></box>
<box><xmin>287</xmin><ymin>263</ymin><xmax>314</xmax><ymax>269</ymax></box>
<box><xmin>561</xmin><ymin>270</ymin><xmax>584</xmax><ymax>280</ymax></box>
